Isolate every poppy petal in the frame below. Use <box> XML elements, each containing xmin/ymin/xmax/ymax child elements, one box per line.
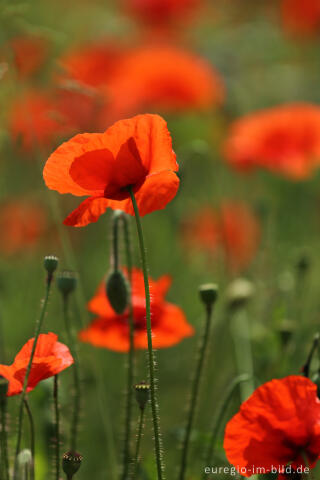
<box><xmin>63</xmin><ymin>197</ymin><xmax>109</xmax><ymax>227</ymax></box>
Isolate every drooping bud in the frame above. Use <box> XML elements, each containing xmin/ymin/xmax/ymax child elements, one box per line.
<box><xmin>226</xmin><ymin>278</ymin><xmax>255</xmax><ymax>311</ymax></box>
<box><xmin>44</xmin><ymin>255</ymin><xmax>58</xmax><ymax>283</ymax></box>
<box><xmin>106</xmin><ymin>270</ymin><xmax>129</xmax><ymax>314</ymax></box>
<box><xmin>57</xmin><ymin>271</ymin><xmax>78</xmax><ymax>298</ymax></box>
<box><xmin>134</xmin><ymin>381</ymin><xmax>150</xmax><ymax>410</ymax></box>
<box><xmin>62</xmin><ymin>451</ymin><xmax>83</xmax><ymax>479</ymax></box>
<box><xmin>198</xmin><ymin>283</ymin><xmax>219</xmax><ymax>310</ymax></box>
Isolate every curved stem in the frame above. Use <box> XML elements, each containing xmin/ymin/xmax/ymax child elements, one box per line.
<box><xmin>63</xmin><ymin>296</ymin><xmax>81</xmax><ymax>451</ymax></box>
<box><xmin>129</xmin><ymin>188</ymin><xmax>165</xmax><ymax>480</ymax></box>
<box><xmin>202</xmin><ymin>374</ymin><xmax>251</xmax><ymax>478</ymax></box>
<box><xmin>54</xmin><ymin>375</ymin><xmax>60</xmax><ymax>480</ymax></box>
<box><xmin>120</xmin><ymin>213</ymin><xmax>135</xmax><ymax>480</ymax></box>
<box><xmin>178</xmin><ymin>304</ymin><xmax>214</xmax><ymax>480</ymax></box>
<box><xmin>24</xmin><ymin>398</ymin><xmax>35</xmax><ymax>480</ymax></box>
<box><xmin>0</xmin><ymin>396</ymin><xmax>9</xmax><ymax>480</ymax></box>
<box><xmin>13</xmin><ymin>277</ymin><xmax>53</xmax><ymax>480</ymax></box>
<box><xmin>132</xmin><ymin>409</ymin><xmax>145</xmax><ymax>479</ymax></box>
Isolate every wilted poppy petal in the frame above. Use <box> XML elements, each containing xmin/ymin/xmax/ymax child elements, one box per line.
<box><xmin>63</xmin><ymin>197</ymin><xmax>109</xmax><ymax>227</ymax></box>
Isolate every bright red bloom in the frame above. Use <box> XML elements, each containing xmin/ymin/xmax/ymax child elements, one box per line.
<box><xmin>8</xmin><ymin>91</ymin><xmax>69</xmax><ymax>151</ymax></box>
<box><xmin>223</xmin><ymin>104</ymin><xmax>320</xmax><ymax>179</ymax></box>
<box><xmin>0</xmin><ymin>333</ymin><xmax>73</xmax><ymax>396</ymax></box>
<box><xmin>106</xmin><ymin>46</ymin><xmax>224</xmax><ymax>115</ymax></box>
<box><xmin>43</xmin><ymin>113</ymin><xmax>179</xmax><ymax>226</ymax></box>
<box><xmin>124</xmin><ymin>0</ymin><xmax>203</xmax><ymax>27</ymax></box>
<box><xmin>182</xmin><ymin>203</ymin><xmax>260</xmax><ymax>273</ymax></box>
<box><xmin>10</xmin><ymin>35</ymin><xmax>48</xmax><ymax>78</ymax></box>
<box><xmin>0</xmin><ymin>200</ymin><xmax>47</xmax><ymax>255</ymax></box>
<box><xmin>282</xmin><ymin>0</ymin><xmax>320</xmax><ymax>37</ymax></box>
<box><xmin>224</xmin><ymin>376</ymin><xmax>320</xmax><ymax>477</ymax></box>
<box><xmin>79</xmin><ymin>268</ymin><xmax>193</xmax><ymax>352</ymax></box>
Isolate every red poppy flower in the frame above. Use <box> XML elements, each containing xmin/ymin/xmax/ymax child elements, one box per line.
<box><xmin>181</xmin><ymin>202</ymin><xmax>260</xmax><ymax>273</ymax></box>
<box><xmin>224</xmin><ymin>376</ymin><xmax>320</xmax><ymax>477</ymax></box>
<box><xmin>59</xmin><ymin>42</ymin><xmax>125</xmax><ymax>88</ymax></box>
<box><xmin>0</xmin><ymin>200</ymin><xmax>47</xmax><ymax>255</ymax></box>
<box><xmin>10</xmin><ymin>35</ymin><xmax>48</xmax><ymax>78</ymax></box>
<box><xmin>105</xmin><ymin>46</ymin><xmax>224</xmax><ymax>116</ymax></box>
<box><xmin>79</xmin><ymin>268</ymin><xmax>193</xmax><ymax>352</ymax></box>
<box><xmin>282</xmin><ymin>0</ymin><xmax>320</xmax><ymax>37</ymax></box>
<box><xmin>223</xmin><ymin>103</ymin><xmax>320</xmax><ymax>179</ymax></box>
<box><xmin>123</xmin><ymin>0</ymin><xmax>203</xmax><ymax>27</ymax></box>
<box><xmin>8</xmin><ymin>90</ymin><xmax>69</xmax><ymax>151</ymax></box>
<box><xmin>43</xmin><ymin>113</ymin><xmax>179</xmax><ymax>226</ymax></box>
<box><xmin>0</xmin><ymin>333</ymin><xmax>74</xmax><ymax>396</ymax></box>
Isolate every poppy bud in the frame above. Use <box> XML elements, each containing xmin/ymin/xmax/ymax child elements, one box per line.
<box><xmin>226</xmin><ymin>278</ymin><xmax>255</xmax><ymax>311</ymax></box>
<box><xmin>106</xmin><ymin>270</ymin><xmax>129</xmax><ymax>314</ymax></box>
<box><xmin>44</xmin><ymin>255</ymin><xmax>58</xmax><ymax>277</ymax></box>
<box><xmin>198</xmin><ymin>283</ymin><xmax>219</xmax><ymax>309</ymax></box>
<box><xmin>134</xmin><ymin>382</ymin><xmax>150</xmax><ymax>410</ymax></box>
<box><xmin>57</xmin><ymin>271</ymin><xmax>78</xmax><ymax>297</ymax></box>
<box><xmin>62</xmin><ymin>451</ymin><xmax>82</xmax><ymax>479</ymax></box>
<box><xmin>0</xmin><ymin>376</ymin><xmax>8</xmax><ymax>406</ymax></box>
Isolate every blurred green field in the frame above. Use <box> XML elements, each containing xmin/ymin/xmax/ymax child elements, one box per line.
<box><xmin>2</xmin><ymin>0</ymin><xmax>320</xmax><ymax>479</ymax></box>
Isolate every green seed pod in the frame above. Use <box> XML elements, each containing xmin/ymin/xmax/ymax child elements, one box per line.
<box><xmin>62</xmin><ymin>451</ymin><xmax>82</xmax><ymax>479</ymax></box>
<box><xmin>57</xmin><ymin>271</ymin><xmax>78</xmax><ymax>297</ymax></box>
<box><xmin>106</xmin><ymin>270</ymin><xmax>129</xmax><ymax>314</ymax></box>
<box><xmin>134</xmin><ymin>382</ymin><xmax>150</xmax><ymax>410</ymax></box>
<box><xmin>198</xmin><ymin>283</ymin><xmax>219</xmax><ymax>309</ymax></box>
<box><xmin>44</xmin><ymin>255</ymin><xmax>59</xmax><ymax>275</ymax></box>
<box><xmin>226</xmin><ymin>278</ymin><xmax>255</xmax><ymax>311</ymax></box>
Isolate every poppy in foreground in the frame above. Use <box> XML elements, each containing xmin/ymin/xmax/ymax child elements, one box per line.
<box><xmin>282</xmin><ymin>0</ymin><xmax>320</xmax><ymax>37</ymax></box>
<box><xmin>43</xmin><ymin>113</ymin><xmax>179</xmax><ymax>226</ymax></box>
<box><xmin>0</xmin><ymin>333</ymin><xmax>74</xmax><ymax>396</ymax></box>
<box><xmin>224</xmin><ymin>376</ymin><xmax>320</xmax><ymax>477</ymax></box>
<box><xmin>79</xmin><ymin>268</ymin><xmax>193</xmax><ymax>352</ymax></box>
<box><xmin>182</xmin><ymin>203</ymin><xmax>260</xmax><ymax>273</ymax></box>
<box><xmin>223</xmin><ymin>103</ymin><xmax>320</xmax><ymax>179</ymax></box>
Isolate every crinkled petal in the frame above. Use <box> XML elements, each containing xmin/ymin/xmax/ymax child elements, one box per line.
<box><xmin>63</xmin><ymin>197</ymin><xmax>109</xmax><ymax>227</ymax></box>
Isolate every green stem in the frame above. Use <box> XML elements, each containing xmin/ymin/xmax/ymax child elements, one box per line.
<box><xmin>178</xmin><ymin>304</ymin><xmax>214</xmax><ymax>480</ymax></box>
<box><xmin>0</xmin><ymin>397</ymin><xmax>9</xmax><ymax>480</ymax></box>
<box><xmin>13</xmin><ymin>276</ymin><xmax>53</xmax><ymax>479</ymax></box>
<box><xmin>132</xmin><ymin>409</ymin><xmax>145</xmax><ymax>479</ymax></box>
<box><xmin>202</xmin><ymin>375</ymin><xmax>250</xmax><ymax>478</ymax></box>
<box><xmin>62</xmin><ymin>296</ymin><xmax>81</xmax><ymax>451</ymax></box>
<box><xmin>54</xmin><ymin>375</ymin><xmax>60</xmax><ymax>480</ymax></box>
<box><xmin>129</xmin><ymin>188</ymin><xmax>165</xmax><ymax>480</ymax></box>
<box><xmin>24</xmin><ymin>398</ymin><xmax>35</xmax><ymax>480</ymax></box>
<box><xmin>119</xmin><ymin>213</ymin><xmax>135</xmax><ymax>480</ymax></box>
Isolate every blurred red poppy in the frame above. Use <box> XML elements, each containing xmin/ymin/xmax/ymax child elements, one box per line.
<box><xmin>8</xmin><ymin>90</ymin><xmax>69</xmax><ymax>151</ymax></box>
<box><xmin>43</xmin><ymin>113</ymin><xmax>179</xmax><ymax>226</ymax></box>
<box><xmin>10</xmin><ymin>35</ymin><xmax>48</xmax><ymax>78</ymax></box>
<box><xmin>182</xmin><ymin>202</ymin><xmax>260</xmax><ymax>273</ymax></box>
<box><xmin>0</xmin><ymin>333</ymin><xmax>73</xmax><ymax>396</ymax></box>
<box><xmin>59</xmin><ymin>42</ymin><xmax>124</xmax><ymax>88</ymax></box>
<box><xmin>223</xmin><ymin>104</ymin><xmax>320</xmax><ymax>179</ymax></box>
<box><xmin>79</xmin><ymin>268</ymin><xmax>193</xmax><ymax>352</ymax></box>
<box><xmin>282</xmin><ymin>0</ymin><xmax>320</xmax><ymax>37</ymax></box>
<box><xmin>105</xmin><ymin>46</ymin><xmax>224</xmax><ymax>117</ymax></box>
<box><xmin>0</xmin><ymin>201</ymin><xmax>47</xmax><ymax>255</ymax></box>
<box><xmin>224</xmin><ymin>376</ymin><xmax>320</xmax><ymax>477</ymax></box>
<box><xmin>123</xmin><ymin>0</ymin><xmax>203</xmax><ymax>28</ymax></box>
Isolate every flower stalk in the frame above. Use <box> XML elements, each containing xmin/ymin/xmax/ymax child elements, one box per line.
<box><xmin>178</xmin><ymin>283</ymin><xmax>218</xmax><ymax>480</ymax></box>
<box><xmin>13</xmin><ymin>255</ymin><xmax>58</xmax><ymax>480</ymax></box>
<box><xmin>0</xmin><ymin>377</ymin><xmax>9</xmax><ymax>480</ymax></box>
<box><xmin>23</xmin><ymin>399</ymin><xmax>35</xmax><ymax>480</ymax></box>
<box><xmin>54</xmin><ymin>375</ymin><xmax>60</xmax><ymax>480</ymax></box>
<box><xmin>129</xmin><ymin>188</ymin><xmax>165</xmax><ymax>480</ymax></box>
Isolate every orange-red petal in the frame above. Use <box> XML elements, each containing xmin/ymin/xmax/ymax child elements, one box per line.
<box><xmin>63</xmin><ymin>197</ymin><xmax>109</xmax><ymax>227</ymax></box>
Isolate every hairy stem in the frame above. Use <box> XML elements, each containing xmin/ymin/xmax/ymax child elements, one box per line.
<box><xmin>13</xmin><ymin>277</ymin><xmax>53</xmax><ymax>479</ymax></box>
<box><xmin>0</xmin><ymin>396</ymin><xmax>9</xmax><ymax>480</ymax></box>
<box><xmin>178</xmin><ymin>304</ymin><xmax>214</xmax><ymax>480</ymax></box>
<box><xmin>63</xmin><ymin>296</ymin><xmax>81</xmax><ymax>451</ymax></box>
<box><xmin>54</xmin><ymin>375</ymin><xmax>60</xmax><ymax>480</ymax></box>
<box><xmin>24</xmin><ymin>398</ymin><xmax>35</xmax><ymax>480</ymax></box>
<box><xmin>132</xmin><ymin>409</ymin><xmax>145</xmax><ymax>479</ymax></box>
<box><xmin>129</xmin><ymin>188</ymin><xmax>165</xmax><ymax>480</ymax></box>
